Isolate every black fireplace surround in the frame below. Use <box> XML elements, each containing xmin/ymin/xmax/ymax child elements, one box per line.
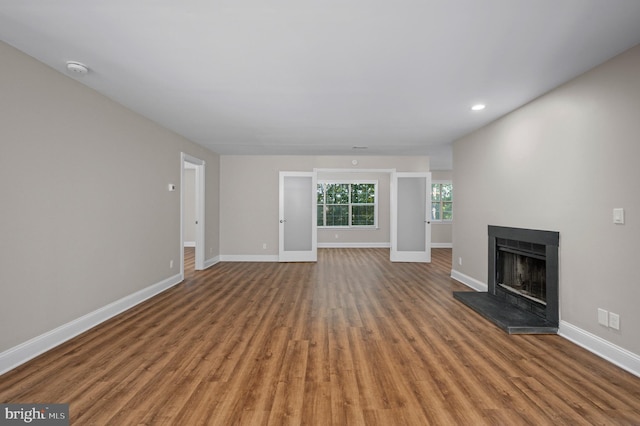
<box><xmin>454</xmin><ymin>226</ymin><xmax>560</xmax><ymax>334</ymax></box>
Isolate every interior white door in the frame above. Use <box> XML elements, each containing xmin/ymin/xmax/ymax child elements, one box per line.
<box><xmin>279</xmin><ymin>171</ymin><xmax>317</xmax><ymax>262</ymax></box>
<box><xmin>390</xmin><ymin>172</ymin><xmax>431</xmax><ymax>262</ymax></box>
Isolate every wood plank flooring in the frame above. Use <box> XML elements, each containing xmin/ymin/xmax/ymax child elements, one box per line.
<box><xmin>2</xmin><ymin>248</ymin><xmax>640</xmax><ymax>425</ymax></box>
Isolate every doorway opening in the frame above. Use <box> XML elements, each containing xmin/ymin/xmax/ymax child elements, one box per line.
<box><xmin>311</xmin><ymin>168</ymin><xmax>432</xmax><ymax>263</ymax></box>
<box><xmin>181</xmin><ymin>153</ymin><xmax>205</xmax><ymax>276</ymax></box>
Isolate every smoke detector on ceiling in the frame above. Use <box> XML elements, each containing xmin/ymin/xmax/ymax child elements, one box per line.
<box><xmin>66</xmin><ymin>61</ymin><xmax>89</xmax><ymax>75</ymax></box>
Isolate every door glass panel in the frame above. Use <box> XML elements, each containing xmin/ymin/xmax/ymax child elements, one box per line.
<box><xmin>284</xmin><ymin>176</ymin><xmax>312</xmax><ymax>251</ymax></box>
<box><xmin>397</xmin><ymin>177</ymin><xmax>426</xmax><ymax>252</ymax></box>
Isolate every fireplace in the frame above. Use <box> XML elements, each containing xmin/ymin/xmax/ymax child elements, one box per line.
<box><xmin>454</xmin><ymin>226</ymin><xmax>559</xmax><ymax>334</ymax></box>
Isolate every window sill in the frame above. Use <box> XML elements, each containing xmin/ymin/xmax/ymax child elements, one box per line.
<box><xmin>319</xmin><ymin>226</ymin><xmax>380</xmax><ymax>230</ymax></box>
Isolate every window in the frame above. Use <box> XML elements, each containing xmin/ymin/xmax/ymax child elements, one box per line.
<box><xmin>431</xmin><ymin>182</ymin><xmax>453</xmax><ymax>221</ymax></box>
<box><xmin>317</xmin><ymin>181</ymin><xmax>377</xmax><ymax>227</ymax></box>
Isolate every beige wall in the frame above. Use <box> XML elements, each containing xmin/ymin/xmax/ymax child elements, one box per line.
<box><xmin>0</xmin><ymin>41</ymin><xmax>220</xmax><ymax>353</ymax></box>
<box><xmin>452</xmin><ymin>45</ymin><xmax>640</xmax><ymax>355</ymax></box>
<box><xmin>220</xmin><ymin>155</ymin><xmax>429</xmax><ymax>255</ymax></box>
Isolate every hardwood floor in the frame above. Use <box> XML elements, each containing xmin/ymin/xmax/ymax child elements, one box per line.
<box><xmin>2</xmin><ymin>248</ymin><xmax>640</xmax><ymax>425</ymax></box>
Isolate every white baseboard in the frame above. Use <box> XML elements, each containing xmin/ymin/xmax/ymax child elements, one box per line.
<box><xmin>317</xmin><ymin>242</ymin><xmax>391</xmax><ymax>248</ymax></box>
<box><xmin>431</xmin><ymin>243</ymin><xmax>453</xmax><ymax>248</ymax></box>
<box><xmin>448</xmin><ymin>270</ymin><xmax>640</xmax><ymax>378</ymax></box>
<box><xmin>0</xmin><ymin>273</ymin><xmax>183</xmax><ymax>376</ymax></box>
<box><xmin>203</xmin><ymin>255</ymin><xmax>220</xmax><ymax>269</ymax></box>
<box><xmin>559</xmin><ymin>321</ymin><xmax>640</xmax><ymax>378</ymax></box>
<box><xmin>450</xmin><ymin>269</ymin><xmax>488</xmax><ymax>292</ymax></box>
<box><xmin>219</xmin><ymin>254</ymin><xmax>279</xmax><ymax>262</ymax></box>
<box><xmin>183</xmin><ymin>241</ymin><xmax>196</xmax><ymax>247</ymax></box>
<box><xmin>6</xmin><ymin>268</ymin><xmax>637</xmax><ymax>383</ymax></box>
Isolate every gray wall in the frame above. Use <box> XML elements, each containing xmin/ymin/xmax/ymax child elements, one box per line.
<box><xmin>452</xmin><ymin>45</ymin><xmax>640</xmax><ymax>355</ymax></box>
<box><xmin>220</xmin><ymin>155</ymin><xmax>429</xmax><ymax>255</ymax></box>
<box><xmin>0</xmin><ymin>41</ymin><xmax>220</xmax><ymax>353</ymax></box>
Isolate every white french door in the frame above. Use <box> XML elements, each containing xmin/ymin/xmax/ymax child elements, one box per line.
<box><xmin>390</xmin><ymin>172</ymin><xmax>431</xmax><ymax>262</ymax></box>
<box><xmin>278</xmin><ymin>171</ymin><xmax>317</xmax><ymax>262</ymax></box>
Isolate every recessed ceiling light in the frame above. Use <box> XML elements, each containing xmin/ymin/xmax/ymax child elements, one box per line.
<box><xmin>471</xmin><ymin>104</ymin><xmax>486</xmax><ymax>111</ymax></box>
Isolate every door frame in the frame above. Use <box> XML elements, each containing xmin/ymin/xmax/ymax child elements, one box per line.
<box><xmin>316</xmin><ymin>168</ymin><xmax>431</xmax><ymax>262</ymax></box>
<box><xmin>181</xmin><ymin>153</ymin><xmax>205</xmax><ymax>274</ymax></box>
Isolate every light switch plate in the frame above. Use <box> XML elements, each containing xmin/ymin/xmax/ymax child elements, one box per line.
<box><xmin>609</xmin><ymin>312</ymin><xmax>620</xmax><ymax>330</ymax></box>
<box><xmin>613</xmin><ymin>208</ymin><xmax>624</xmax><ymax>224</ymax></box>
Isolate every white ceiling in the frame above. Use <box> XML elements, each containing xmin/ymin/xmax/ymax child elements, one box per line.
<box><xmin>2</xmin><ymin>1</ymin><xmax>640</xmax><ymax>169</ymax></box>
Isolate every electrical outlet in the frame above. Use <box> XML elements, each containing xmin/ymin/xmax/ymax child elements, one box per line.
<box><xmin>169</xmin><ymin>260</ymin><xmax>174</xmax><ymax>269</ymax></box>
<box><xmin>263</xmin><ymin>243</ymin><xmax>267</xmax><ymax>250</ymax></box>
<box><xmin>458</xmin><ymin>257</ymin><xmax>462</xmax><ymax>266</ymax></box>
<box><xmin>609</xmin><ymin>312</ymin><xmax>620</xmax><ymax>330</ymax></box>
<box><xmin>597</xmin><ymin>308</ymin><xmax>608</xmax><ymax>326</ymax></box>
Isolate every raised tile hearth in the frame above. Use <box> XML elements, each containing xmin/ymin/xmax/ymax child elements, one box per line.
<box><xmin>454</xmin><ymin>225</ymin><xmax>560</xmax><ymax>334</ymax></box>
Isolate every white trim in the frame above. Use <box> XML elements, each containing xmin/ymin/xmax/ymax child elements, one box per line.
<box><xmin>0</xmin><ymin>273</ymin><xmax>183</xmax><ymax>376</ymax></box>
<box><xmin>448</xmin><ymin>271</ymin><xmax>640</xmax><ymax>377</ymax></box>
<box><xmin>220</xmin><ymin>254</ymin><xmax>279</xmax><ymax>262</ymax></box>
<box><xmin>431</xmin><ymin>243</ymin><xmax>453</xmax><ymax>248</ymax></box>
<box><xmin>319</xmin><ymin>226</ymin><xmax>380</xmax><ymax>230</ymax></box>
<box><xmin>559</xmin><ymin>321</ymin><xmax>640</xmax><ymax>378</ymax></box>
<box><xmin>204</xmin><ymin>256</ymin><xmax>220</xmax><ymax>269</ymax></box>
<box><xmin>318</xmin><ymin>242</ymin><xmax>391</xmax><ymax>248</ymax></box>
<box><xmin>450</xmin><ymin>269</ymin><xmax>488</xmax><ymax>292</ymax></box>
<box><xmin>194</xmin><ymin>161</ymin><xmax>205</xmax><ymax>269</ymax></box>
<box><xmin>183</xmin><ymin>241</ymin><xmax>196</xmax><ymax>247</ymax></box>
<box><xmin>315</xmin><ymin>168</ymin><xmax>396</xmax><ymax>174</ymax></box>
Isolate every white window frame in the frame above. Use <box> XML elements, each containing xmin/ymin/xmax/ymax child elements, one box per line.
<box><xmin>317</xmin><ymin>180</ymin><xmax>379</xmax><ymax>229</ymax></box>
<box><xmin>431</xmin><ymin>180</ymin><xmax>453</xmax><ymax>223</ymax></box>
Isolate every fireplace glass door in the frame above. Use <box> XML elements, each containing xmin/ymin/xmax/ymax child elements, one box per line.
<box><xmin>497</xmin><ymin>249</ymin><xmax>546</xmax><ymax>305</ymax></box>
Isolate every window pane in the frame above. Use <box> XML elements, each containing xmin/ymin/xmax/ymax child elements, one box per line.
<box><xmin>431</xmin><ymin>202</ymin><xmax>441</xmax><ymax>220</ymax></box>
<box><xmin>317</xmin><ymin>205</ymin><xmax>324</xmax><ymax>226</ymax></box>
<box><xmin>442</xmin><ymin>184</ymin><xmax>453</xmax><ymax>202</ymax></box>
<box><xmin>352</xmin><ymin>205</ymin><xmax>375</xmax><ymax>226</ymax></box>
<box><xmin>326</xmin><ymin>205</ymin><xmax>349</xmax><ymax>226</ymax></box>
<box><xmin>317</xmin><ymin>184</ymin><xmax>325</xmax><ymax>204</ymax></box>
<box><xmin>326</xmin><ymin>184</ymin><xmax>349</xmax><ymax>204</ymax></box>
<box><xmin>351</xmin><ymin>183</ymin><xmax>375</xmax><ymax>204</ymax></box>
<box><xmin>431</xmin><ymin>183</ymin><xmax>441</xmax><ymax>201</ymax></box>
<box><xmin>443</xmin><ymin>202</ymin><xmax>453</xmax><ymax>220</ymax></box>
